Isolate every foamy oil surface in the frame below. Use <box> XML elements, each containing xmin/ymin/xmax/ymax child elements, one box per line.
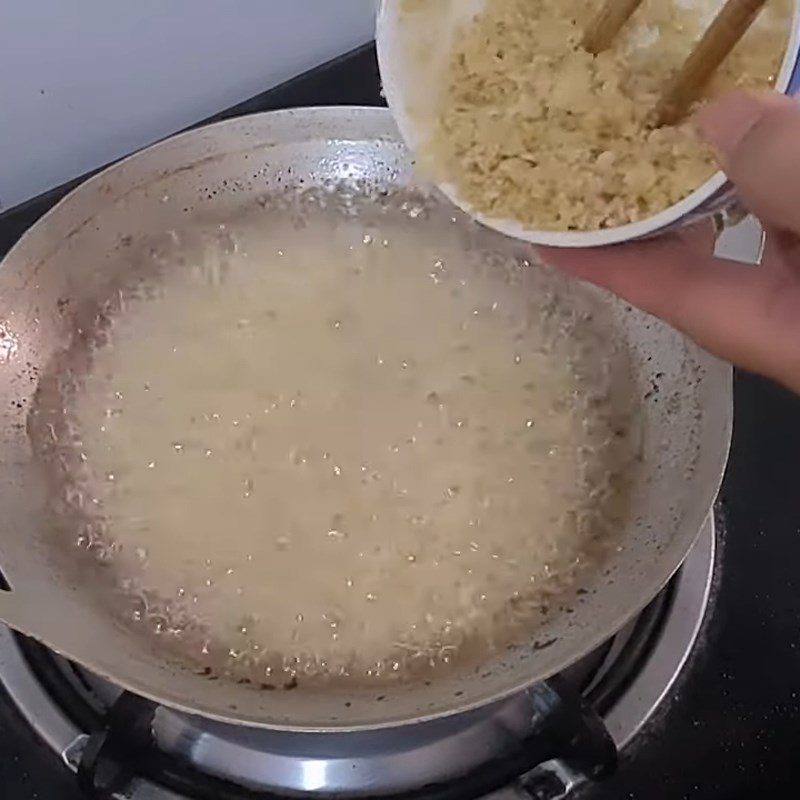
<box><xmin>29</xmin><ymin>189</ymin><xmax>640</xmax><ymax>688</ymax></box>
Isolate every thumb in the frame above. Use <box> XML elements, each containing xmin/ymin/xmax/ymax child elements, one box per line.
<box><xmin>695</xmin><ymin>90</ymin><xmax>800</xmax><ymax>235</ymax></box>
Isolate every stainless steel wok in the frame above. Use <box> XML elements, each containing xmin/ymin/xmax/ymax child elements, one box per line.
<box><xmin>0</xmin><ymin>107</ymin><xmax>731</xmax><ymax>731</ymax></box>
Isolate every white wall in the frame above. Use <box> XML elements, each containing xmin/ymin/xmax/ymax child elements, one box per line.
<box><xmin>0</xmin><ymin>0</ymin><xmax>377</xmax><ymax>211</ymax></box>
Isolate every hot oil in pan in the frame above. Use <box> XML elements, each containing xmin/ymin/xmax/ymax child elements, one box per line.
<box><xmin>28</xmin><ymin>189</ymin><xmax>641</xmax><ymax>688</ymax></box>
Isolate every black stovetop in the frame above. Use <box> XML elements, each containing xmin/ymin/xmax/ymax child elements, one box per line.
<box><xmin>2</xmin><ymin>43</ymin><xmax>800</xmax><ymax>800</ymax></box>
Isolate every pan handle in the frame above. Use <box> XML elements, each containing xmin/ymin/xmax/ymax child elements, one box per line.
<box><xmin>0</xmin><ymin>571</ymin><xmax>76</xmax><ymax>642</ymax></box>
<box><xmin>0</xmin><ymin>586</ymin><xmax>38</xmax><ymax>634</ymax></box>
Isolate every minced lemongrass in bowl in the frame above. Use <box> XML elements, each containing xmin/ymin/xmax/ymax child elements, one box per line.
<box><xmin>419</xmin><ymin>0</ymin><xmax>792</xmax><ymax>232</ymax></box>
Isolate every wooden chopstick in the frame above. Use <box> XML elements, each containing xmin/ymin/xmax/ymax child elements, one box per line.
<box><xmin>654</xmin><ymin>0</ymin><xmax>770</xmax><ymax>126</ymax></box>
<box><xmin>582</xmin><ymin>0</ymin><xmax>645</xmax><ymax>54</ymax></box>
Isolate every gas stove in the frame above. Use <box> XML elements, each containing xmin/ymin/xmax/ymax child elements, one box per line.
<box><xmin>0</xmin><ymin>518</ymin><xmax>717</xmax><ymax>800</ymax></box>
<box><xmin>2</xmin><ymin>44</ymin><xmax>800</xmax><ymax>800</ymax></box>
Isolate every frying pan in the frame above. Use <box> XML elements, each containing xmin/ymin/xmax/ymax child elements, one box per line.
<box><xmin>0</xmin><ymin>107</ymin><xmax>731</xmax><ymax>731</ymax></box>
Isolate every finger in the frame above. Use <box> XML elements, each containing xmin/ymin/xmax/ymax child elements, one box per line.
<box><xmin>540</xmin><ymin>238</ymin><xmax>715</xmax><ymax>326</ymax></box>
<box><xmin>679</xmin><ymin>218</ymin><xmax>718</xmax><ymax>253</ymax></box>
<box><xmin>695</xmin><ymin>91</ymin><xmax>800</xmax><ymax>235</ymax></box>
<box><xmin>762</xmin><ymin>224</ymin><xmax>800</xmax><ymax>279</ymax></box>
<box><xmin>540</xmin><ymin>243</ymin><xmax>800</xmax><ymax>394</ymax></box>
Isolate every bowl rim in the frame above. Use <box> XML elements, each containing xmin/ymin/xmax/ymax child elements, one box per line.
<box><xmin>376</xmin><ymin>0</ymin><xmax>800</xmax><ymax>248</ymax></box>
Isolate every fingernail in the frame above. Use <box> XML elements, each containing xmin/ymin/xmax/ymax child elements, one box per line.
<box><xmin>695</xmin><ymin>90</ymin><xmax>793</xmax><ymax>162</ymax></box>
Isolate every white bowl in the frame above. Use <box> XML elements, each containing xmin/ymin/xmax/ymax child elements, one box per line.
<box><xmin>376</xmin><ymin>0</ymin><xmax>800</xmax><ymax>247</ymax></box>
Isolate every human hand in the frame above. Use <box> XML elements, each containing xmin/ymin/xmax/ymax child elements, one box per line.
<box><xmin>540</xmin><ymin>91</ymin><xmax>800</xmax><ymax>395</ymax></box>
